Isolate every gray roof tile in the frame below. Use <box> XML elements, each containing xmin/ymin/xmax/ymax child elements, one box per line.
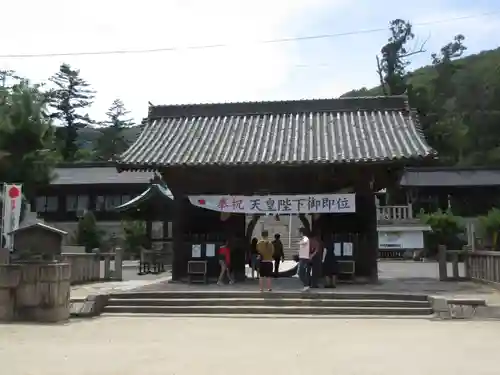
<box><xmin>118</xmin><ymin>96</ymin><xmax>435</xmax><ymax>168</ymax></box>
<box><xmin>400</xmin><ymin>168</ymin><xmax>500</xmax><ymax>187</ymax></box>
<box><xmin>51</xmin><ymin>163</ymin><xmax>153</xmax><ymax>185</ymax></box>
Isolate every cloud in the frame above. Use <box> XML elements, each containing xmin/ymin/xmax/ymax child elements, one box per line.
<box><xmin>306</xmin><ymin>1</ymin><xmax>500</xmax><ymax>98</ymax></box>
<box><xmin>0</xmin><ymin>0</ymin><xmax>341</xmax><ymax>121</ymax></box>
<box><xmin>0</xmin><ymin>0</ymin><xmax>498</xmax><ymax>122</ymax></box>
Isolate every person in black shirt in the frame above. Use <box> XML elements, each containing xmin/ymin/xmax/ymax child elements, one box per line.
<box><xmin>322</xmin><ymin>237</ymin><xmax>338</xmax><ymax>288</ymax></box>
<box><xmin>272</xmin><ymin>233</ymin><xmax>285</xmax><ymax>277</ymax></box>
<box><xmin>249</xmin><ymin>237</ymin><xmax>259</xmax><ymax>279</ymax></box>
<box><xmin>309</xmin><ymin>232</ymin><xmax>323</xmax><ymax>288</ymax></box>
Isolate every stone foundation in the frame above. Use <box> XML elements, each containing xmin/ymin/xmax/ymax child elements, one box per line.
<box><xmin>0</xmin><ymin>262</ymin><xmax>71</xmax><ymax>323</ymax></box>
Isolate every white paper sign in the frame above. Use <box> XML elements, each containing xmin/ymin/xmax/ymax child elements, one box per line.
<box><xmin>1</xmin><ymin>184</ymin><xmax>22</xmax><ymax>251</ymax></box>
<box><xmin>191</xmin><ymin>244</ymin><xmax>201</xmax><ymax>258</ymax></box>
<box><xmin>188</xmin><ymin>193</ymin><xmax>355</xmax><ymax>214</ymax></box>
<box><xmin>344</xmin><ymin>242</ymin><xmax>353</xmax><ymax>257</ymax></box>
<box><xmin>206</xmin><ymin>244</ymin><xmax>215</xmax><ymax>257</ymax></box>
<box><xmin>334</xmin><ymin>243</ymin><xmax>342</xmax><ymax>256</ymax></box>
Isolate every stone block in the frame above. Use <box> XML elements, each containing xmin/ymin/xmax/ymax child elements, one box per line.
<box><xmin>0</xmin><ymin>265</ymin><xmax>20</xmax><ymax>321</ymax></box>
<box><xmin>0</xmin><ymin>262</ymin><xmax>71</xmax><ymax>323</ymax></box>
<box><xmin>0</xmin><ymin>289</ymin><xmax>14</xmax><ymax>321</ymax></box>
<box><xmin>0</xmin><ymin>248</ymin><xmax>9</xmax><ymax>265</ymax></box>
<box><xmin>0</xmin><ymin>264</ymin><xmax>21</xmax><ymax>288</ymax></box>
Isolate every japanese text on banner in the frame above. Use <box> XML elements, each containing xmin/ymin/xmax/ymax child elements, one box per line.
<box><xmin>189</xmin><ymin>194</ymin><xmax>356</xmax><ymax>213</ymax></box>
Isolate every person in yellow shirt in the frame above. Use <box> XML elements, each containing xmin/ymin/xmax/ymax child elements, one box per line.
<box><xmin>256</xmin><ymin>230</ymin><xmax>274</xmax><ymax>291</ymax></box>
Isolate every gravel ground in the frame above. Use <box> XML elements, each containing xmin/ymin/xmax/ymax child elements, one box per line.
<box><xmin>1</xmin><ymin>316</ymin><xmax>500</xmax><ymax>375</ymax></box>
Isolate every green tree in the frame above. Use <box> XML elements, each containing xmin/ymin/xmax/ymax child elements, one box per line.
<box><xmin>94</xmin><ymin>99</ymin><xmax>133</xmax><ymax>161</ymax></box>
<box><xmin>122</xmin><ymin>220</ymin><xmax>146</xmax><ymax>258</ymax></box>
<box><xmin>74</xmin><ymin>211</ymin><xmax>103</xmax><ymax>252</ymax></box>
<box><xmin>0</xmin><ymin>73</ymin><xmax>59</xmax><ymax>198</ymax></box>
<box><xmin>48</xmin><ymin>63</ymin><xmax>95</xmax><ymax>161</ymax></box>
<box><xmin>406</xmin><ymin>35</ymin><xmax>469</xmax><ymax>165</ymax></box>
<box><xmin>343</xmin><ymin>29</ymin><xmax>500</xmax><ymax>168</ymax></box>
<box><xmin>478</xmin><ymin>208</ymin><xmax>500</xmax><ymax>250</ymax></box>
<box><xmin>419</xmin><ymin>209</ymin><xmax>465</xmax><ymax>255</ymax></box>
<box><xmin>376</xmin><ymin>19</ymin><xmax>426</xmax><ymax>96</ymax></box>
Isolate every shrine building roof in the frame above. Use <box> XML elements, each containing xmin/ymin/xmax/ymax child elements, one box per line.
<box><xmin>400</xmin><ymin>167</ymin><xmax>500</xmax><ymax>187</ymax></box>
<box><xmin>51</xmin><ymin>162</ymin><xmax>153</xmax><ymax>185</ymax></box>
<box><xmin>117</xmin><ymin>96</ymin><xmax>436</xmax><ymax>170</ymax></box>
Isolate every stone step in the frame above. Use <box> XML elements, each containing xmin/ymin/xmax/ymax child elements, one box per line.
<box><xmin>106</xmin><ymin>297</ymin><xmax>430</xmax><ymax>308</ymax></box>
<box><xmin>102</xmin><ymin>312</ymin><xmax>434</xmax><ymax>319</ymax></box>
<box><xmin>103</xmin><ymin>305</ymin><xmax>433</xmax><ymax>316</ymax></box>
<box><xmin>109</xmin><ymin>291</ymin><xmax>429</xmax><ymax>302</ymax></box>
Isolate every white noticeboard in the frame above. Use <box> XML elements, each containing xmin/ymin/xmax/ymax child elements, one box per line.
<box><xmin>343</xmin><ymin>242</ymin><xmax>353</xmax><ymax>256</ymax></box>
<box><xmin>206</xmin><ymin>244</ymin><xmax>215</xmax><ymax>257</ymax></box>
<box><xmin>334</xmin><ymin>243</ymin><xmax>342</xmax><ymax>256</ymax></box>
<box><xmin>191</xmin><ymin>244</ymin><xmax>201</xmax><ymax>258</ymax></box>
<box><xmin>378</xmin><ymin>231</ymin><xmax>424</xmax><ymax>249</ymax></box>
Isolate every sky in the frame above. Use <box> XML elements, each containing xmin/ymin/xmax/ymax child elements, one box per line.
<box><xmin>1</xmin><ymin>0</ymin><xmax>499</xmax><ymax>123</ymax></box>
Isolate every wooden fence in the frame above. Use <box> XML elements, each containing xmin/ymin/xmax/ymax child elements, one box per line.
<box><xmin>438</xmin><ymin>246</ymin><xmax>500</xmax><ymax>286</ymax></box>
<box><xmin>58</xmin><ymin>248</ymin><xmax>124</xmax><ymax>284</ymax></box>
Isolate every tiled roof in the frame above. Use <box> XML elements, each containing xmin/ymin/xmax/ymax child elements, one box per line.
<box><xmin>51</xmin><ymin>162</ymin><xmax>153</xmax><ymax>185</ymax></box>
<box><xmin>114</xmin><ymin>183</ymin><xmax>174</xmax><ymax>212</ymax></box>
<box><xmin>118</xmin><ymin>96</ymin><xmax>436</xmax><ymax>168</ymax></box>
<box><xmin>400</xmin><ymin>167</ymin><xmax>500</xmax><ymax>187</ymax></box>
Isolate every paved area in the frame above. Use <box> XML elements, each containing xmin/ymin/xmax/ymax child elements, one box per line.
<box><xmin>1</xmin><ymin>316</ymin><xmax>500</xmax><ymax>375</ymax></box>
<box><xmin>71</xmin><ymin>261</ymin><xmax>500</xmax><ymax>307</ymax></box>
<box><xmin>133</xmin><ymin>261</ymin><xmax>500</xmax><ymax>305</ymax></box>
<box><xmin>71</xmin><ymin>271</ymin><xmax>172</xmax><ymax>300</ymax></box>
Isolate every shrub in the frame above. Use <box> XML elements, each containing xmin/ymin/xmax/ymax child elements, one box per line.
<box><xmin>121</xmin><ymin>220</ymin><xmax>147</xmax><ymax>257</ymax></box>
<box><xmin>478</xmin><ymin>208</ymin><xmax>500</xmax><ymax>250</ymax></box>
<box><xmin>74</xmin><ymin>211</ymin><xmax>104</xmax><ymax>252</ymax></box>
<box><xmin>419</xmin><ymin>209</ymin><xmax>465</xmax><ymax>256</ymax></box>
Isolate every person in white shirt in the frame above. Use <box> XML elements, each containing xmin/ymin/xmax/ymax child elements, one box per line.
<box><xmin>297</xmin><ymin>227</ymin><xmax>311</xmax><ymax>291</ymax></box>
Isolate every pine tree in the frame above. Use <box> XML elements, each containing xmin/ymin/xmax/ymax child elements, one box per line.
<box><xmin>0</xmin><ymin>75</ymin><xmax>58</xmax><ymax>198</ymax></box>
<box><xmin>48</xmin><ymin>63</ymin><xmax>95</xmax><ymax>161</ymax></box>
<box><xmin>95</xmin><ymin>99</ymin><xmax>134</xmax><ymax>161</ymax></box>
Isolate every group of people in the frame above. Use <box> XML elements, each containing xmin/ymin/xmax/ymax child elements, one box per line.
<box><xmin>249</xmin><ymin>233</ymin><xmax>285</xmax><ymax>279</ymax></box>
<box><xmin>216</xmin><ymin>227</ymin><xmax>337</xmax><ymax>292</ymax></box>
<box><xmin>217</xmin><ymin>231</ymin><xmax>285</xmax><ymax>290</ymax></box>
<box><xmin>297</xmin><ymin>227</ymin><xmax>337</xmax><ymax>291</ymax></box>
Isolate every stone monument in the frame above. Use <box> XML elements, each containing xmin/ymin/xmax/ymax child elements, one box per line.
<box><xmin>0</xmin><ymin>222</ymin><xmax>71</xmax><ymax>323</ymax></box>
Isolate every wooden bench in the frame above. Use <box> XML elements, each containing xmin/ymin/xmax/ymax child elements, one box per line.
<box><xmin>446</xmin><ymin>299</ymin><xmax>486</xmax><ymax>319</ymax></box>
<box><xmin>187</xmin><ymin>260</ymin><xmax>208</xmax><ymax>284</ymax></box>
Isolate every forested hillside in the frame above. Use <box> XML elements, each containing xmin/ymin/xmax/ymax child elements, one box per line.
<box><xmin>343</xmin><ymin>22</ymin><xmax>500</xmax><ymax>167</ymax></box>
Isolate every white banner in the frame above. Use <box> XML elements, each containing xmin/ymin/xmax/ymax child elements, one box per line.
<box><xmin>1</xmin><ymin>184</ymin><xmax>22</xmax><ymax>250</ymax></box>
<box><xmin>188</xmin><ymin>194</ymin><xmax>355</xmax><ymax>214</ymax></box>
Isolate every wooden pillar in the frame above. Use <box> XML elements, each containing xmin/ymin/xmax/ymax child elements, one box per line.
<box><xmin>355</xmin><ymin>183</ymin><xmax>379</xmax><ymax>282</ymax></box>
<box><xmin>171</xmin><ymin>194</ymin><xmax>185</xmax><ymax>281</ymax></box>
<box><xmin>145</xmin><ymin>220</ymin><xmax>153</xmax><ymax>249</ymax></box>
<box><xmin>162</xmin><ymin>220</ymin><xmax>169</xmax><ymax>240</ymax></box>
<box><xmin>438</xmin><ymin>244</ymin><xmax>448</xmax><ymax>281</ymax></box>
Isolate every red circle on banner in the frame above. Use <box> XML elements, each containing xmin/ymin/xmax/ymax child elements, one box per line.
<box><xmin>8</xmin><ymin>186</ymin><xmax>20</xmax><ymax>199</ymax></box>
<box><xmin>198</xmin><ymin>199</ymin><xmax>206</xmax><ymax>205</ymax></box>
